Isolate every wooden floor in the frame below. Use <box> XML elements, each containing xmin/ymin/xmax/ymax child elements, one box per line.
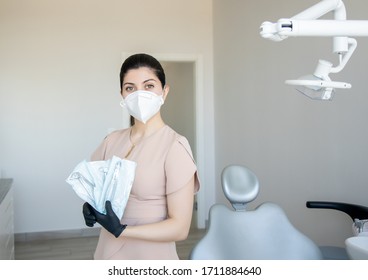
<box><xmin>14</xmin><ymin>227</ymin><xmax>206</xmax><ymax>260</ymax></box>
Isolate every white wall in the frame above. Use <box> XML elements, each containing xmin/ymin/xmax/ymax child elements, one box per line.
<box><xmin>0</xmin><ymin>0</ymin><xmax>214</xmax><ymax>234</ymax></box>
<box><xmin>213</xmin><ymin>0</ymin><xmax>368</xmax><ymax>248</ymax></box>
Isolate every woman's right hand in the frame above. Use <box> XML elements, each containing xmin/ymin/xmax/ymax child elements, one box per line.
<box><xmin>82</xmin><ymin>202</ymin><xmax>97</xmax><ymax>227</ymax></box>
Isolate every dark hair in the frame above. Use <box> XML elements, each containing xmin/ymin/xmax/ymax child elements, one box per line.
<box><xmin>119</xmin><ymin>53</ymin><xmax>166</xmax><ymax>90</ymax></box>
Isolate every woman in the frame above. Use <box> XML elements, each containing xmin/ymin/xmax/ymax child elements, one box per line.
<box><xmin>82</xmin><ymin>53</ymin><xmax>200</xmax><ymax>259</ymax></box>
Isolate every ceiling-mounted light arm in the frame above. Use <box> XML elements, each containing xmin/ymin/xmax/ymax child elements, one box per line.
<box><xmin>292</xmin><ymin>0</ymin><xmax>344</xmax><ymax>20</ymax></box>
<box><xmin>272</xmin><ymin>20</ymin><xmax>368</xmax><ymax>38</ymax></box>
<box><xmin>260</xmin><ymin>0</ymin><xmax>368</xmax><ymax>100</ymax></box>
<box><xmin>260</xmin><ymin>0</ymin><xmax>347</xmax><ymax>41</ymax></box>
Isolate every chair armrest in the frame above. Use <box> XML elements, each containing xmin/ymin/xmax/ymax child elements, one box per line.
<box><xmin>306</xmin><ymin>201</ymin><xmax>368</xmax><ymax>221</ymax></box>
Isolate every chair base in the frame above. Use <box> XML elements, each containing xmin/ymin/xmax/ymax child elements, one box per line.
<box><xmin>320</xmin><ymin>246</ymin><xmax>349</xmax><ymax>260</ymax></box>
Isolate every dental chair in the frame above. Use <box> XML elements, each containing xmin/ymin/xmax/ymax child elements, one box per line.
<box><xmin>189</xmin><ymin>164</ymin><xmax>323</xmax><ymax>260</ymax></box>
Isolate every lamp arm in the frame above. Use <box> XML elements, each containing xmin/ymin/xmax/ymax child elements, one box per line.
<box><xmin>331</xmin><ymin>38</ymin><xmax>357</xmax><ymax>74</ymax></box>
<box><xmin>291</xmin><ymin>0</ymin><xmax>344</xmax><ymax>20</ymax></box>
<box><xmin>260</xmin><ymin>0</ymin><xmax>347</xmax><ymax>41</ymax></box>
<box><xmin>258</xmin><ymin>0</ymin><xmax>368</xmax><ymax>100</ymax></box>
<box><xmin>277</xmin><ymin>20</ymin><xmax>368</xmax><ymax>37</ymax></box>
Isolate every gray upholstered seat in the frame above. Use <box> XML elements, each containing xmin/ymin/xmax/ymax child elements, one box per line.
<box><xmin>189</xmin><ymin>164</ymin><xmax>323</xmax><ymax>260</ymax></box>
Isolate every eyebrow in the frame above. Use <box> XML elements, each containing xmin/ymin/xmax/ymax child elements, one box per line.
<box><xmin>143</xmin><ymin>79</ymin><xmax>157</xmax><ymax>83</ymax></box>
<box><xmin>123</xmin><ymin>79</ymin><xmax>158</xmax><ymax>87</ymax></box>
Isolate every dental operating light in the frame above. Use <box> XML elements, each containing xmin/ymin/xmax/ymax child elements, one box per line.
<box><xmin>260</xmin><ymin>0</ymin><xmax>368</xmax><ymax>100</ymax></box>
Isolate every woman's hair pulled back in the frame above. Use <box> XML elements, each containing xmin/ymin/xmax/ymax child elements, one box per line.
<box><xmin>120</xmin><ymin>53</ymin><xmax>166</xmax><ymax>90</ymax></box>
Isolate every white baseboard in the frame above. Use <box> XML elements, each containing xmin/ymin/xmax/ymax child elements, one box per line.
<box><xmin>15</xmin><ymin>227</ymin><xmax>101</xmax><ymax>242</ymax></box>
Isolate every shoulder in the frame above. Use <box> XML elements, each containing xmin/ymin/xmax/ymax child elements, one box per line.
<box><xmin>162</xmin><ymin>126</ymin><xmax>190</xmax><ymax>147</ymax></box>
<box><xmin>163</xmin><ymin>126</ymin><xmax>194</xmax><ymax>160</ymax></box>
<box><xmin>103</xmin><ymin>128</ymin><xmax>130</xmax><ymax>143</ymax></box>
<box><xmin>91</xmin><ymin>128</ymin><xmax>130</xmax><ymax>161</ymax></box>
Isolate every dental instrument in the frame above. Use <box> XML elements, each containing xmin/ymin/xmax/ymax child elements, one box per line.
<box><xmin>260</xmin><ymin>0</ymin><xmax>368</xmax><ymax>100</ymax></box>
<box><xmin>66</xmin><ymin>156</ymin><xmax>137</xmax><ymax>220</ymax></box>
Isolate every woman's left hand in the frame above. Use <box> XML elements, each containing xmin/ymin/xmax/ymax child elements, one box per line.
<box><xmin>90</xmin><ymin>201</ymin><xmax>127</xmax><ymax>238</ymax></box>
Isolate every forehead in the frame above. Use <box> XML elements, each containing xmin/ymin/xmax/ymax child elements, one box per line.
<box><xmin>123</xmin><ymin>67</ymin><xmax>158</xmax><ymax>83</ymax></box>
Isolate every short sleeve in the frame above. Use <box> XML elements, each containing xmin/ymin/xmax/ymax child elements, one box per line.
<box><xmin>165</xmin><ymin>136</ymin><xmax>200</xmax><ymax>195</ymax></box>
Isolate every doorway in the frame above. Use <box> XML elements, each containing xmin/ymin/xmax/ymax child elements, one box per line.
<box><xmin>160</xmin><ymin>61</ymin><xmax>196</xmax><ymax>156</ymax></box>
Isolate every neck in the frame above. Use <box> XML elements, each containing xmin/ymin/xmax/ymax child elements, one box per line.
<box><xmin>131</xmin><ymin>115</ymin><xmax>165</xmax><ymax>140</ymax></box>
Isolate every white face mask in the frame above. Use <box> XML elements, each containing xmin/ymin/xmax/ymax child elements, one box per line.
<box><xmin>120</xmin><ymin>90</ymin><xmax>164</xmax><ymax>124</ymax></box>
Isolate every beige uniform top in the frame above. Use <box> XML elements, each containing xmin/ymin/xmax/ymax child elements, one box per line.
<box><xmin>91</xmin><ymin>125</ymin><xmax>200</xmax><ymax>259</ymax></box>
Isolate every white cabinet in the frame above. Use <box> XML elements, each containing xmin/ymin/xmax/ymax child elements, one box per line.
<box><xmin>0</xmin><ymin>179</ymin><xmax>14</xmax><ymax>260</ymax></box>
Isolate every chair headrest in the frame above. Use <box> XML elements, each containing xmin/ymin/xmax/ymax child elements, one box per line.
<box><xmin>221</xmin><ymin>164</ymin><xmax>259</xmax><ymax>211</ymax></box>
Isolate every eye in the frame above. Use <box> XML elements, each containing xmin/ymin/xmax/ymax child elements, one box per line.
<box><xmin>145</xmin><ymin>83</ymin><xmax>155</xmax><ymax>90</ymax></box>
<box><xmin>124</xmin><ymin>86</ymin><xmax>135</xmax><ymax>92</ymax></box>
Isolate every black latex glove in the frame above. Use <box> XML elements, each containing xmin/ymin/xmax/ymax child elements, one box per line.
<box><xmin>82</xmin><ymin>202</ymin><xmax>97</xmax><ymax>227</ymax></box>
<box><xmin>90</xmin><ymin>200</ymin><xmax>127</xmax><ymax>238</ymax></box>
